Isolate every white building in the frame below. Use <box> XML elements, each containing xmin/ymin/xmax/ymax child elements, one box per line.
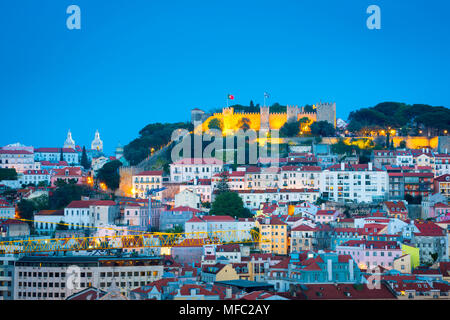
<box><xmin>34</xmin><ymin>148</ymin><xmax>79</xmax><ymax>165</ymax></box>
<box><xmin>185</xmin><ymin>215</ymin><xmax>253</xmax><ymax>242</ymax></box>
<box><xmin>18</xmin><ymin>169</ymin><xmax>51</xmax><ymax>186</ymax></box>
<box><xmin>0</xmin><ymin>149</ymin><xmax>38</xmax><ymax>173</ymax></box>
<box><xmin>34</xmin><ymin>210</ymin><xmax>65</xmax><ymax>234</ymax></box>
<box><xmin>122</xmin><ymin>203</ymin><xmax>149</xmax><ymax>228</ymax></box>
<box><xmin>170</xmin><ymin>158</ymin><xmax>223</xmax><ymax>182</ymax></box>
<box><xmin>0</xmin><ymin>200</ymin><xmax>15</xmax><ymax>219</ymax></box>
<box><xmin>63</xmin><ymin>200</ymin><xmax>119</xmax><ymax>229</ymax></box>
<box><xmin>320</xmin><ymin>163</ymin><xmax>388</xmax><ymax>203</ymax></box>
<box><xmin>14</xmin><ymin>256</ymin><xmax>164</xmax><ymax>300</ymax></box>
<box><xmin>236</xmin><ymin>188</ymin><xmax>321</xmax><ymax>210</ymax></box>
<box><xmin>132</xmin><ymin>170</ymin><xmax>163</xmax><ymax>200</ymax></box>
<box><xmin>179</xmin><ymin>179</ymin><xmax>212</xmax><ymax>203</ymax></box>
<box><xmin>174</xmin><ymin>189</ymin><xmax>201</xmax><ymax>209</ymax></box>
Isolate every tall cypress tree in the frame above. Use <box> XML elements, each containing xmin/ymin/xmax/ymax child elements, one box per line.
<box><xmin>60</xmin><ymin>148</ymin><xmax>64</xmax><ymax>162</ymax></box>
<box><xmin>81</xmin><ymin>146</ymin><xmax>90</xmax><ymax>169</ymax></box>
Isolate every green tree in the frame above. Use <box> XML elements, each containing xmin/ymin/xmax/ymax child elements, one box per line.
<box><xmin>280</xmin><ymin>121</ymin><xmax>301</xmax><ymax>137</ymax></box>
<box><xmin>97</xmin><ymin>160</ymin><xmax>123</xmax><ymax>191</ymax></box>
<box><xmin>399</xmin><ymin>140</ymin><xmax>407</xmax><ymax>149</ymax></box>
<box><xmin>49</xmin><ymin>182</ymin><xmax>90</xmax><ymax>209</ymax></box>
<box><xmin>310</xmin><ymin>121</ymin><xmax>336</xmax><ymax>137</ymax></box>
<box><xmin>0</xmin><ymin>168</ymin><xmax>18</xmax><ymax>181</ymax></box>
<box><xmin>238</xmin><ymin>117</ymin><xmax>251</xmax><ymax>131</ymax></box>
<box><xmin>124</xmin><ymin>122</ymin><xmax>193</xmax><ymax>166</ymax></box>
<box><xmin>208</xmin><ymin>118</ymin><xmax>223</xmax><ymax>131</ymax></box>
<box><xmin>17</xmin><ymin>199</ymin><xmax>36</xmax><ymax>224</ymax></box>
<box><xmin>210</xmin><ymin>191</ymin><xmax>252</xmax><ymax>218</ymax></box>
<box><xmin>81</xmin><ymin>146</ymin><xmax>91</xmax><ymax>169</ymax></box>
<box><xmin>60</xmin><ymin>148</ymin><xmax>64</xmax><ymax>162</ymax></box>
<box><xmin>55</xmin><ymin>220</ymin><xmax>69</xmax><ymax>231</ymax></box>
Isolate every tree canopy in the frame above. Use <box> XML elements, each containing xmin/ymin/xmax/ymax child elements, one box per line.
<box><xmin>347</xmin><ymin>102</ymin><xmax>450</xmax><ymax>135</ymax></box>
<box><xmin>97</xmin><ymin>160</ymin><xmax>123</xmax><ymax>191</ymax></box>
<box><xmin>49</xmin><ymin>182</ymin><xmax>91</xmax><ymax>210</ymax></box>
<box><xmin>310</xmin><ymin>121</ymin><xmax>336</xmax><ymax>137</ymax></box>
<box><xmin>124</xmin><ymin>122</ymin><xmax>193</xmax><ymax>166</ymax></box>
<box><xmin>280</xmin><ymin>120</ymin><xmax>301</xmax><ymax>137</ymax></box>
<box><xmin>0</xmin><ymin>168</ymin><xmax>17</xmax><ymax>181</ymax></box>
<box><xmin>210</xmin><ymin>191</ymin><xmax>252</xmax><ymax>218</ymax></box>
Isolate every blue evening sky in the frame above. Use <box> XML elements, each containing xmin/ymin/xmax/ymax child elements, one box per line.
<box><xmin>0</xmin><ymin>0</ymin><xmax>449</xmax><ymax>154</ymax></box>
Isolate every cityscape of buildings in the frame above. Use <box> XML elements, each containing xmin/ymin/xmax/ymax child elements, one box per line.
<box><xmin>0</xmin><ymin>103</ymin><xmax>449</xmax><ymax>301</ymax></box>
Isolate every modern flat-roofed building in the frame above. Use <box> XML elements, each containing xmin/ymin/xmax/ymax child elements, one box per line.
<box><xmin>14</xmin><ymin>255</ymin><xmax>164</xmax><ymax>300</ymax></box>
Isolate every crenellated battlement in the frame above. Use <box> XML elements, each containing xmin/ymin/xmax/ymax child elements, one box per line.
<box><xmin>201</xmin><ymin>101</ymin><xmax>336</xmax><ymax>132</ymax></box>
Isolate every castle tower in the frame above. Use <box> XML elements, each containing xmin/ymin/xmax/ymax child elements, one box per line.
<box><xmin>191</xmin><ymin>108</ymin><xmax>206</xmax><ymax>125</ymax></box>
<box><xmin>260</xmin><ymin>105</ymin><xmax>270</xmax><ymax>130</ymax></box>
<box><xmin>316</xmin><ymin>102</ymin><xmax>337</xmax><ymax>128</ymax></box>
<box><xmin>287</xmin><ymin>105</ymin><xmax>299</xmax><ymax>123</ymax></box>
<box><xmin>91</xmin><ymin>130</ymin><xmax>103</xmax><ymax>152</ymax></box>
<box><xmin>63</xmin><ymin>130</ymin><xmax>75</xmax><ymax>149</ymax></box>
<box><xmin>115</xmin><ymin>142</ymin><xmax>124</xmax><ymax>159</ymax></box>
<box><xmin>222</xmin><ymin>106</ymin><xmax>234</xmax><ymax>133</ymax></box>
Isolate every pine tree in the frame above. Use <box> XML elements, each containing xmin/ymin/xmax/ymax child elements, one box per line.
<box><xmin>60</xmin><ymin>148</ymin><xmax>64</xmax><ymax>162</ymax></box>
<box><xmin>81</xmin><ymin>146</ymin><xmax>90</xmax><ymax>169</ymax></box>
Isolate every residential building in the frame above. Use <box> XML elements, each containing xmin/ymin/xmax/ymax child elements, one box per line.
<box><xmin>0</xmin><ymin>149</ymin><xmax>37</xmax><ymax>173</ymax></box>
<box><xmin>320</xmin><ymin>163</ymin><xmax>388</xmax><ymax>203</ymax></box>
<box><xmin>255</xmin><ymin>217</ymin><xmax>288</xmax><ymax>255</ymax></box>
<box><xmin>18</xmin><ymin>169</ymin><xmax>51</xmax><ymax>186</ymax></box>
<box><xmin>50</xmin><ymin>167</ymin><xmax>85</xmax><ymax>186</ymax></box>
<box><xmin>132</xmin><ymin>170</ymin><xmax>163</xmax><ymax>200</ymax></box>
<box><xmin>336</xmin><ymin>240</ymin><xmax>403</xmax><ymax>269</ymax></box>
<box><xmin>170</xmin><ymin>158</ymin><xmax>223</xmax><ymax>183</ymax></box>
<box><xmin>434</xmin><ymin>174</ymin><xmax>450</xmax><ymax>201</ymax></box>
<box><xmin>413</xmin><ymin>221</ymin><xmax>448</xmax><ymax>264</ymax></box>
<box><xmin>0</xmin><ymin>200</ymin><xmax>15</xmax><ymax>219</ymax></box>
<box><xmin>34</xmin><ymin>148</ymin><xmax>79</xmax><ymax>165</ymax></box>
<box><xmin>63</xmin><ymin>200</ymin><xmax>119</xmax><ymax>229</ymax></box>
<box><xmin>13</xmin><ymin>256</ymin><xmax>163</xmax><ymax>300</ymax></box>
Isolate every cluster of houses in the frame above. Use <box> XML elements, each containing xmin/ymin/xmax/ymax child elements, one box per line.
<box><xmin>0</xmin><ymin>139</ymin><xmax>450</xmax><ymax>300</ymax></box>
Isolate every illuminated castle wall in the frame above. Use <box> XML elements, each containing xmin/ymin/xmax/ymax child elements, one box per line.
<box><xmin>197</xmin><ymin>103</ymin><xmax>336</xmax><ymax>134</ymax></box>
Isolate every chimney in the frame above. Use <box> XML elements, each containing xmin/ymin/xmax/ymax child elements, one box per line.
<box><xmin>340</xmin><ymin>162</ymin><xmax>345</xmax><ymax>171</ymax></box>
<box><xmin>368</xmin><ymin>162</ymin><xmax>373</xmax><ymax>171</ymax></box>
<box><xmin>321</xmin><ymin>203</ymin><xmax>325</xmax><ymax>210</ymax></box>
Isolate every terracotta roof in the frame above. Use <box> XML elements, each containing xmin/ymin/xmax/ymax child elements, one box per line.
<box><xmin>35</xmin><ymin>148</ymin><xmax>76</xmax><ymax>153</ymax></box>
<box><xmin>414</xmin><ymin>221</ymin><xmax>445</xmax><ymax>237</ymax></box>
<box><xmin>35</xmin><ymin>210</ymin><xmax>64</xmax><ymax>216</ymax></box>
<box><xmin>135</xmin><ymin>170</ymin><xmax>163</xmax><ymax>176</ymax></box>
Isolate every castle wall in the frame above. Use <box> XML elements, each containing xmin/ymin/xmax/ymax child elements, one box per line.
<box><xmin>201</xmin><ymin>110</ymin><xmax>319</xmax><ymax>133</ymax></box>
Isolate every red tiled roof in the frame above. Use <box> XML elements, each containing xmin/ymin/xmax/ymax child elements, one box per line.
<box><xmin>170</xmin><ymin>206</ymin><xmax>202</xmax><ymax>213</ymax></box>
<box><xmin>414</xmin><ymin>221</ymin><xmax>445</xmax><ymax>237</ymax></box>
<box><xmin>136</xmin><ymin>170</ymin><xmax>163</xmax><ymax>176</ymax></box>
<box><xmin>35</xmin><ymin>148</ymin><xmax>76</xmax><ymax>153</ymax></box>
<box><xmin>0</xmin><ymin>150</ymin><xmax>33</xmax><ymax>155</ymax></box>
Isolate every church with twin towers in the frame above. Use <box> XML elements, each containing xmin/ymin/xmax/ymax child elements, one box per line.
<box><xmin>191</xmin><ymin>102</ymin><xmax>336</xmax><ymax>133</ymax></box>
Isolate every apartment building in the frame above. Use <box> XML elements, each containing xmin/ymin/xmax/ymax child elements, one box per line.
<box><xmin>320</xmin><ymin>163</ymin><xmax>388</xmax><ymax>203</ymax></box>
<box><xmin>13</xmin><ymin>256</ymin><xmax>164</xmax><ymax>300</ymax></box>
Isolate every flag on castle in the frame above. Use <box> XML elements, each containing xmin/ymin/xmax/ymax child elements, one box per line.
<box><xmin>227</xmin><ymin>94</ymin><xmax>234</xmax><ymax>100</ymax></box>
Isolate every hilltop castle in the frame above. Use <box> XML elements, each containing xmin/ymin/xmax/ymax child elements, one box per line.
<box><xmin>191</xmin><ymin>102</ymin><xmax>336</xmax><ymax>133</ymax></box>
